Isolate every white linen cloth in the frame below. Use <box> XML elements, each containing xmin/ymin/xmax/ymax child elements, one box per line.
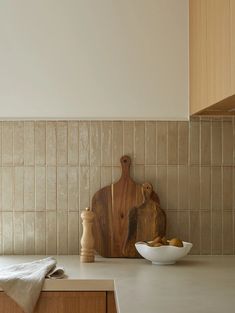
<box><xmin>0</xmin><ymin>257</ymin><xmax>65</xmax><ymax>313</ymax></box>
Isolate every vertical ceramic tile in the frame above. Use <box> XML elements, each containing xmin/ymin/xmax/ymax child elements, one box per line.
<box><xmin>190</xmin><ymin>120</ymin><xmax>200</xmax><ymax>164</ymax></box>
<box><xmin>212</xmin><ymin>120</ymin><xmax>222</xmax><ymax>165</ymax></box>
<box><xmin>68</xmin><ymin>167</ymin><xmax>79</xmax><ymax>211</ymax></box>
<box><xmin>90</xmin><ymin>167</ymin><xmax>101</xmax><ymax>206</ymax></box>
<box><xmin>101</xmin><ymin>167</ymin><xmax>112</xmax><ymax>187</ymax></box>
<box><xmin>222</xmin><ymin>167</ymin><xmax>233</xmax><ymax>211</ymax></box>
<box><xmin>57</xmin><ymin>121</ymin><xmax>68</xmax><ymax>165</ymax></box>
<box><xmin>211</xmin><ymin>167</ymin><xmax>222</xmax><ymax>210</ymax></box>
<box><xmin>166</xmin><ymin>211</ymin><xmax>178</xmax><ymax>239</ymax></box>
<box><xmin>189</xmin><ymin>211</ymin><xmax>200</xmax><ymax>254</ymax></box>
<box><xmin>2</xmin><ymin>167</ymin><xmax>13</xmax><ymax>211</ymax></box>
<box><xmin>145</xmin><ymin>121</ymin><xmax>156</xmax><ymax>165</ymax></box>
<box><xmin>24</xmin><ymin>212</ymin><xmax>35</xmax><ymax>254</ymax></box>
<box><xmin>13</xmin><ymin>121</ymin><xmax>24</xmax><ymax>165</ymax></box>
<box><xmin>57</xmin><ymin>167</ymin><xmax>68</xmax><ymax>211</ymax></box>
<box><xmin>200</xmin><ymin>120</ymin><xmax>211</xmax><ymax>165</ymax></box>
<box><xmin>123</xmin><ymin>121</ymin><xmax>134</xmax><ymax>160</ymax></box>
<box><xmin>156</xmin><ymin>166</ymin><xmax>167</xmax><ymax>211</ymax></box>
<box><xmin>189</xmin><ymin>166</ymin><xmax>200</xmax><ymax>211</ymax></box>
<box><xmin>233</xmin><ymin>117</ymin><xmax>235</xmax><ymax>164</ymax></box>
<box><xmin>200</xmin><ymin>167</ymin><xmax>211</xmax><ymax>211</ymax></box>
<box><xmin>14</xmin><ymin>212</ymin><xmax>24</xmax><ymax>254</ymax></box>
<box><xmin>46</xmin><ymin>121</ymin><xmax>57</xmax><ymax>165</ymax></box>
<box><xmin>101</xmin><ymin>121</ymin><xmax>112</xmax><ymax>166</ymax></box>
<box><xmin>222</xmin><ymin>120</ymin><xmax>233</xmax><ymax>165</ymax></box>
<box><xmin>24</xmin><ymin>167</ymin><xmax>35</xmax><ymax>211</ymax></box>
<box><xmin>145</xmin><ymin>166</ymin><xmax>157</xmax><ymax>191</ymax></box>
<box><xmin>2</xmin><ymin>212</ymin><xmax>13</xmax><ymax>254</ymax></box>
<box><xmin>200</xmin><ymin>211</ymin><xmax>212</xmax><ymax>254</ymax></box>
<box><xmin>167</xmin><ymin>122</ymin><xmax>178</xmax><ymax>165</ymax></box>
<box><xmin>112</xmin><ymin>166</ymin><xmax>121</xmax><ymax>183</ymax></box>
<box><xmin>24</xmin><ymin>121</ymin><xmax>35</xmax><ymax>166</ymax></box>
<box><xmin>2</xmin><ymin>121</ymin><xmax>13</xmax><ymax>165</ymax></box>
<box><xmin>46</xmin><ymin>211</ymin><xmax>57</xmax><ymax>254</ymax></box>
<box><xmin>167</xmin><ymin>166</ymin><xmax>178</xmax><ymax>211</ymax></box>
<box><xmin>157</xmin><ymin>122</ymin><xmax>167</xmax><ymax>164</ymax></box>
<box><xmin>0</xmin><ymin>122</ymin><xmax>2</xmax><ymax>166</ymax></box>
<box><xmin>57</xmin><ymin>211</ymin><xmax>68</xmax><ymax>254</ymax></box>
<box><xmin>35</xmin><ymin>212</ymin><xmax>46</xmax><ymax>254</ymax></box>
<box><xmin>223</xmin><ymin>211</ymin><xmax>233</xmax><ymax>254</ymax></box>
<box><xmin>35</xmin><ymin>121</ymin><xmax>46</xmax><ymax>165</ymax></box>
<box><xmin>133</xmin><ymin>165</ymin><xmax>145</xmax><ymax>184</ymax></box>
<box><xmin>36</xmin><ymin>166</ymin><xmax>46</xmax><ymax>211</ymax></box>
<box><xmin>212</xmin><ymin>211</ymin><xmax>222</xmax><ymax>255</ymax></box>
<box><xmin>14</xmin><ymin>167</ymin><xmax>24</xmax><ymax>211</ymax></box>
<box><xmin>112</xmin><ymin>121</ymin><xmax>123</xmax><ymax>165</ymax></box>
<box><xmin>178</xmin><ymin>211</ymin><xmax>190</xmax><ymax>242</ymax></box>
<box><xmin>0</xmin><ymin>213</ymin><xmax>2</xmax><ymax>254</ymax></box>
<box><xmin>46</xmin><ymin>167</ymin><xmax>57</xmax><ymax>211</ymax></box>
<box><xmin>79</xmin><ymin>121</ymin><xmax>90</xmax><ymax>166</ymax></box>
<box><xmin>0</xmin><ymin>168</ymin><xmax>2</xmax><ymax>211</ymax></box>
<box><xmin>68</xmin><ymin>212</ymin><xmax>79</xmax><ymax>254</ymax></box>
<box><xmin>134</xmin><ymin>121</ymin><xmax>145</xmax><ymax>165</ymax></box>
<box><xmin>90</xmin><ymin>121</ymin><xmax>101</xmax><ymax>166</ymax></box>
<box><xmin>178</xmin><ymin>121</ymin><xmax>189</xmax><ymax>165</ymax></box>
<box><xmin>178</xmin><ymin>166</ymin><xmax>189</xmax><ymax>211</ymax></box>
<box><xmin>79</xmin><ymin>167</ymin><xmax>90</xmax><ymax>211</ymax></box>
<box><xmin>68</xmin><ymin>121</ymin><xmax>79</xmax><ymax>165</ymax></box>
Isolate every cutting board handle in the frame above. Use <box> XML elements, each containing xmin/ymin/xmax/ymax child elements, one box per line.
<box><xmin>142</xmin><ymin>182</ymin><xmax>153</xmax><ymax>200</ymax></box>
<box><xmin>120</xmin><ymin>155</ymin><xmax>131</xmax><ymax>178</ymax></box>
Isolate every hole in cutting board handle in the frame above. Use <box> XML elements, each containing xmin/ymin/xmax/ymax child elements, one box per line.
<box><xmin>120</xmin><ymin>155</ymin><xmax>131</xmax><ymax>166</ymax></box>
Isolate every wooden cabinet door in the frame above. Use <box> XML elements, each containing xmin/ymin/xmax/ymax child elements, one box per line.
<box><xmin>231</xmin><ymin>0</ymin><xmax>235</xmax><ymax>93</ymax></box>
<box><xmin>0</xmin><ymin>291</ymin><xmax>106</xmax><ymax>313</ymax></box>
<box><xmin>206</xmin><ymin>0</ymin><xmax>231</xmax><ymax>106</ymax></box>
<box><xmin>189</xmin><ymin>0</ymin><xmax>207</xmax><ymax>114</ymax></box>
<box><xmin>107</xmin><ymin>292</ymin><xmax>117</xmax><ymax>313</ymax></box>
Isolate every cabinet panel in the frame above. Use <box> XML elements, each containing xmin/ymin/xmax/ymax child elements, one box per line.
<box><xmin>231</xmin><ymin>0</ymin><xmax>235</xmax><ymax>92</ymax></box>
<box><xmin>189</xmin><ymin>0</ymin><xmax>207</xmax><ymax>114</ymax></box>
<box><xmin>107</xmin><ymin>292</ymin><xmax>117</xmax><ymax>313</ymax></box>
<box><xmin>206</xmin><ymin>0</ymin><xmax>231</xmax><ymax>105</ymax></box>
<box><xmin>0</xmin><ymin>291</ymin><xmax>106</xmax><ymax>313</ymax></box>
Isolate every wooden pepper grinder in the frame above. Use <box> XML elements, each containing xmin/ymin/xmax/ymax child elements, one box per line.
<box><xmin>80</xmin><ymin>207</ymin><xmax>95</xmax><ymax>263</ymax></box>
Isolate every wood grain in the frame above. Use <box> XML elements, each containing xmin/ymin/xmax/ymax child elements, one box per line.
<box><xmin>0</xmin><ymin>291</ymin><xmax>106</xmax><ymax>313</ymax></box>
<box><xmin>189</xmin><ymin>0</ymin><xmax>207</xmax><ymax>114</ymax></box>
<box><xmin>190</xmin><ymin>0</ymin><xmax>235</xmax><ymax>115</ymax></box>
<box><xmin>107</xmin><ymin>292</ymin><xmax>117</xmax><ymax>313</ymax></box>
<box><xmin>123</xmin><ymin>183</ymin><xmax>166</xmax><ymax>258</ymax></box>
<box><xmin>92</xmin><ymin>155</ymin><xmax>162</xmax><ymax>258</ymax></box>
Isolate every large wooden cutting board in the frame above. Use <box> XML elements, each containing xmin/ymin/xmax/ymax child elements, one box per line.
<box><xmin>92</xmin><ymin>155</ymin><xmax>162</xmax><ymax>257</ymax></box>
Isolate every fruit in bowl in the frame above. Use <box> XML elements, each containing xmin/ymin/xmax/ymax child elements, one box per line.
<box><xmin>135</xmin><ymin>236</ymin><xmax>193</xmax><ymax>265</ymax></box>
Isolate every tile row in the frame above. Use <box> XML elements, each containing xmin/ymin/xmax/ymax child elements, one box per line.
<box><xmin>0</xmin><ymin>119</ymin><xmax>234</xmax><ymax>167</ymax></box>
<box><xmin>0</xmin><ymin>209</ymin><xmax>233</xmax><ymax>255</ymax></box>
<box><xmin>0</xmin><ymin>165</ymin><xmax>234</xmax><ymax>212</ymax></box>
<box><xmin>0</xmin><ymin>211</ymin><xmax>80</xmax><ymax>255</ymax></box>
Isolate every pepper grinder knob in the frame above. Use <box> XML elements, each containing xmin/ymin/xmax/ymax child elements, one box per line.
<box><xmin>80</xmin><ymin>207</ymin><xmax>95</xmax><ymax>263</ymax></box>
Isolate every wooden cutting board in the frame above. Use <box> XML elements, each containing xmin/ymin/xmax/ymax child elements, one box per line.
<box><xmin>92</xmin><ymin>155</ymin><xmax>164</xmax><ymax>257</ymax></box>
<box><xmin>123</xmin><ymin>182</ymin><xmax>167</xmax><ymax>258</ymax></box>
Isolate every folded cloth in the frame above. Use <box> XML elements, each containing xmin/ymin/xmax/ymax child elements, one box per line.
<box><xmin>0</xmin><ymin>257</ymin><xmax>64</xmax><ymax>313</ymax></box>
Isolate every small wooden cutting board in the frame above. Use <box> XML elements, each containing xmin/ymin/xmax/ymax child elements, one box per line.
<box><xmin>92</xmin><ymin>155</ymin><xmax>164</xmax><ymax>257</ymax></box>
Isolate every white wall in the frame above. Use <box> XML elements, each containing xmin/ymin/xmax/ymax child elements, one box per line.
<box><xmin>0</xmin><ymin>0</ymin><xmax>188</xmax><ymax>120</ymax></box>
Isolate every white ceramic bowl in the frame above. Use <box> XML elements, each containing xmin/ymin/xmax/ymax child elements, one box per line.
<box><xmin>135</xmin><ymin>241</ymin><xmax>193</xmax><ymax>265</ymax></box>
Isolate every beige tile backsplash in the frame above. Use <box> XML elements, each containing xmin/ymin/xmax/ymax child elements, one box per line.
<box><xmin>0</xmin><ymin>117</ymin><xmax>234</xmax><ymax>255</ymax></box>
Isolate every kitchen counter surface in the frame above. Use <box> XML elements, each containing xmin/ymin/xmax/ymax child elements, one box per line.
<box><xmin>0</xmin><ymin>255</ymin><xmax>235</xmax><ymax>313</ymax></box>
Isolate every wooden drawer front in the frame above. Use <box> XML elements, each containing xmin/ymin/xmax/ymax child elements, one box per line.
<box><xmin>0</xmin><ymin>291</ymin><xmax>106</xmax><ymax>313</ymax></box>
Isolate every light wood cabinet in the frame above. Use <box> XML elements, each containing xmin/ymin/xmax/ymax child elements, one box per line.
<box><xmin>190</xmin><ymin>0</ymin><xmax>235</xmax><ymax>115</ymax></box>
<box><xmin>0</xmin><ymin>291</ymin><xmax>117</xmax><ymax>313</ymax></box>
<box><xmin>107</xmin><ymin>292</ymin><xmax>117</xmax><ymax>313</ymax></box>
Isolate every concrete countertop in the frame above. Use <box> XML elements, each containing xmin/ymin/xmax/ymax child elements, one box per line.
<box><xmin>0</xmin><ymin>255</ymin><xmax>235</xmax><ymax>313</ymax></box>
